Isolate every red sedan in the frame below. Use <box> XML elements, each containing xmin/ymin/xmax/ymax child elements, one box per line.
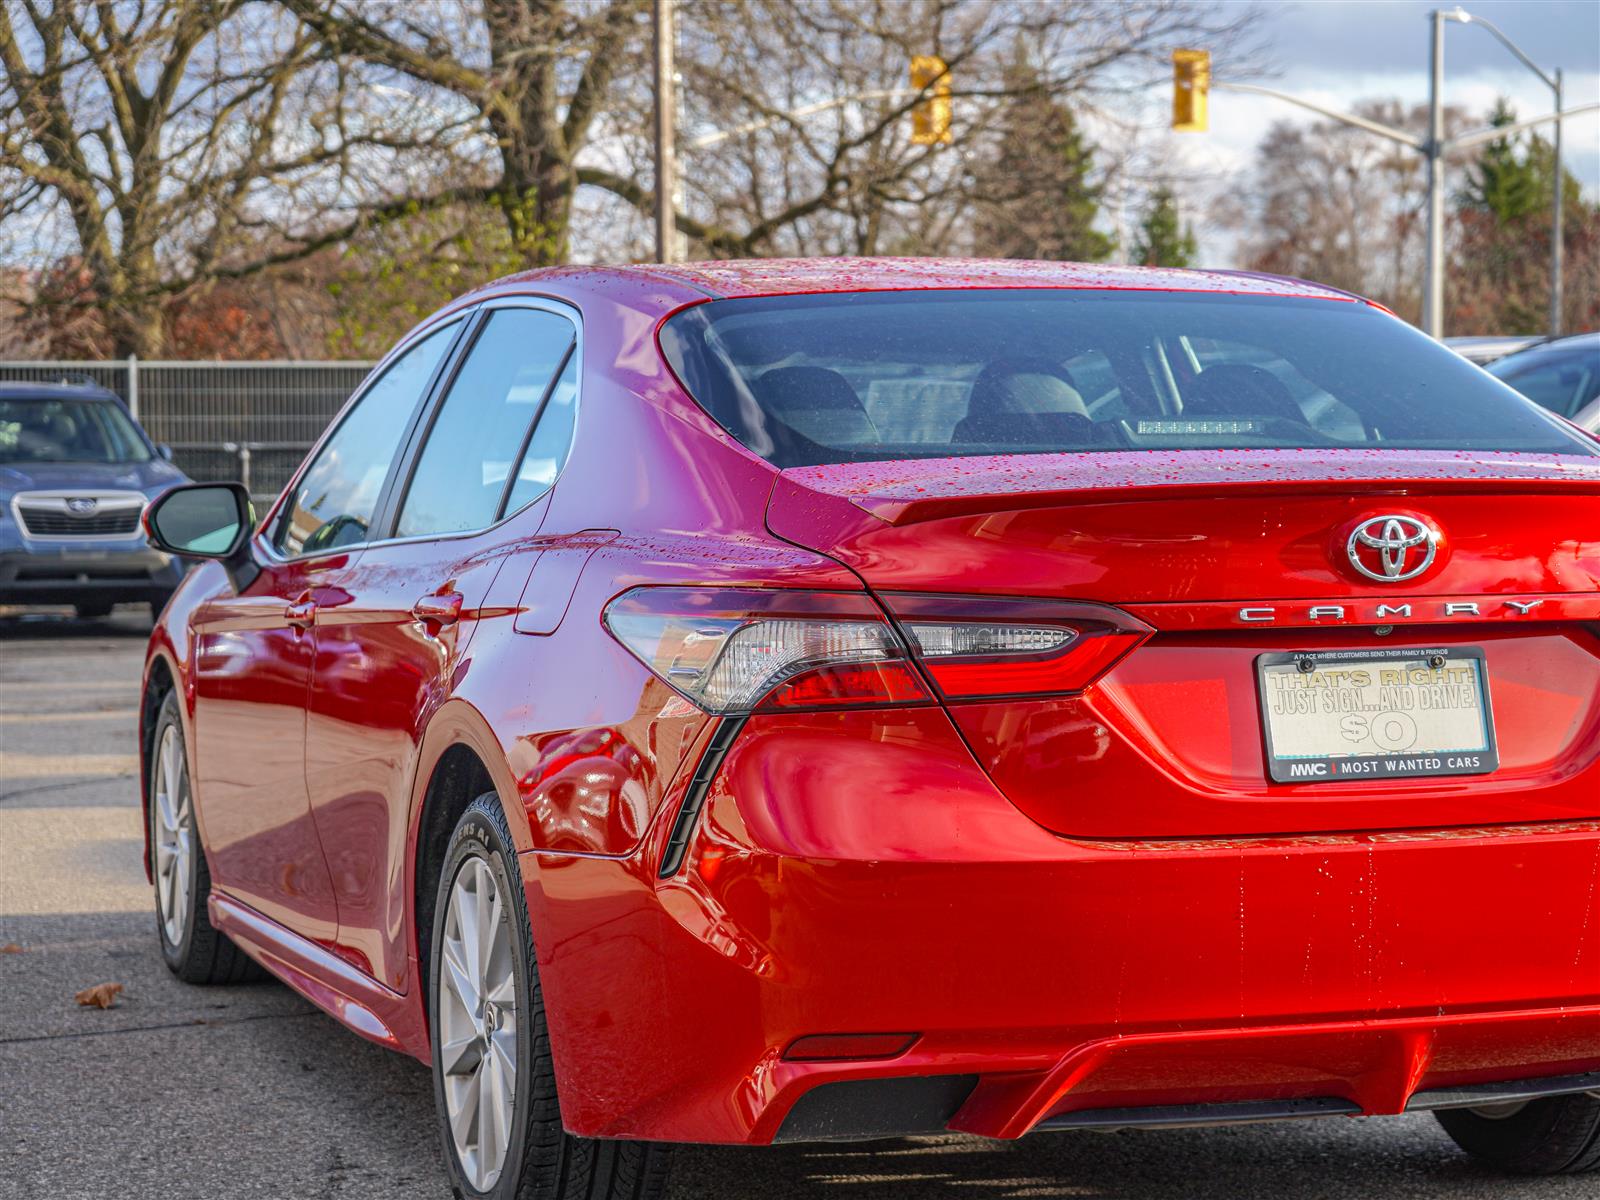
<box><xmin>140</xmin><ymin>259</ymin><xmax>1600</xmax><ymax>1198</ymax></box>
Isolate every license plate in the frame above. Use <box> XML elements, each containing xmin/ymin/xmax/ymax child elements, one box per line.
<box><xmin>1256</xmin><ymin>648</ymin><xmax>1497</xmax><ymax>784</ymax></box>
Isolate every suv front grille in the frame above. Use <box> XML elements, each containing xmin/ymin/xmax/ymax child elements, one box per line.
<box><xmin>14</xmin><ymin>493</ymin><xmax>145</xmax><ymax>538</ymax></box>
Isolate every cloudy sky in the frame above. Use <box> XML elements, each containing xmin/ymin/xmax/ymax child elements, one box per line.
<box><xmin>1144</xmin><ymin>0</ymin><xmax>1600</xmax><ymax>262</ymax></box>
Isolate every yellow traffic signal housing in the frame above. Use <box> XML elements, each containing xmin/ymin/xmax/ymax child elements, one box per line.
<box><xmin>911</xmin><ymin>55</ymin><xmax>952</xmax><ymax>145</ymax></box>
<box><xmin>1172</xmin><ymin>49</ymin><xmax>1209</xmax><ymax>132</ymax></box>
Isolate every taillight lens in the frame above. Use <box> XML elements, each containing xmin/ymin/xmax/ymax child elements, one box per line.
<box><xmin>603</xmin><ymin>587</ymin><xmax>931</xmax><ymax>714</ymax></box>
<box><xmin>881</xmin><ymin>594</ymin><xmax>1153</xmax><ymax>700</ymax></box>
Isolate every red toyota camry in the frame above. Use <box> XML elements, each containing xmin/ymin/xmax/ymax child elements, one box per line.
<box><xmin>140</xmin><ymin>259</ymin><xmax>1600</xmax><ymax>1198</ymax></box>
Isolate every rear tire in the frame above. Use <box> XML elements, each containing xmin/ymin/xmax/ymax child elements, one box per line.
<box><xmin>1436</xmin><ymin>1094</ymin><xmax>1600</xmax><ymax>1174</ymax></box>
<box><xmin>428</xmin><ymin>792</ymin><xmax>673</xmax><ymax>1200</ymax></box>
<box><xmin>148</xmin><ymin>691</ymin><xmax>264</xmax><ymax>984</ymax></box>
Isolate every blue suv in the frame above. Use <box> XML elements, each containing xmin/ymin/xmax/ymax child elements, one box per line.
<box><xmin>0</xmin><ymin>379</ymin><xmax>189</xmax><ymax>619</ymax></box>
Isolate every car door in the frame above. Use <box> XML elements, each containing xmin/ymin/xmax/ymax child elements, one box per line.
<box><xmin>305</xmin><ymin>301</ymin><xmax>580</xmax><ymax>988</ymax></box>
<box><xmin>191</xmin><ymin>319</ymin><xmax>461</xmax><ymax>940</ymax></box>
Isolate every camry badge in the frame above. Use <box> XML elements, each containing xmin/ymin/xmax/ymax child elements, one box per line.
<box><xmin>65</xmin><ymin>497</ymin><xmax>99</xmax><ymax>516</ymax></box>
<box><xmin>1346</xmin><ymin>515</ymin><xmax>1437</xmax><ymax>582</ymax></box>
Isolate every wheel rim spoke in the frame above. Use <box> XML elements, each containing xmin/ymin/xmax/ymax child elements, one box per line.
<box><xmin>439</xmin><ymin>852</ymin><xmax>517</xmax><ymax>1191</ymax></box>
<box><xmin>153</xmin><ymin>726</ymin><xmax>191</xmax><ymax>946</ymax></box>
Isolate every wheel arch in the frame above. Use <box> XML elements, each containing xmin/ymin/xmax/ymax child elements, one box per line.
<box><xmin>138</xmin><ymin>649</ymin><xmax>181</xmax><ymax>883</ymax></box>
<box><xmin>408</xmin><ymin>698</ymin><xmax>534</xmax><ymax>1008</ymax></box>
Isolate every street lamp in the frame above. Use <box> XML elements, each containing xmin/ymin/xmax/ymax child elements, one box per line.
<box><xmin>1436</xmin><ymin>8</ymin><xmax>1566</xmax><ymax>337</ymax></box>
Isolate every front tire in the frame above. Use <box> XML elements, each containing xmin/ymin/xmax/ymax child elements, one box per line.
<box><xmin>1436</xmin><ymin>1094</ymin><xmax>1600</xmax><ymax>1174</ymax></box>
<box><xmin>429</xmin><ymin>793</ymin><xmax>672</xmax><ymax>1200</ymax></box>
<box><xmin>148</xmin><ymin>691</ymin><xmax>262</xmax><ymax>984</ymax></box>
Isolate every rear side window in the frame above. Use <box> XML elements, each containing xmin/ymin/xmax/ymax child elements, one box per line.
<box><xmin>660</xmin><ymin>289</ymin><xmax>1596</xmax><ymax>467</ymax></box>
<box><xmin>395</xmin><ymin>307</ymin><xmax>576</xmax><ymax>538</ymax></box>
<box><xmin>502</xmin><ymin>353</ymin><xmax>578</xmax><ymax>514</ymax></box>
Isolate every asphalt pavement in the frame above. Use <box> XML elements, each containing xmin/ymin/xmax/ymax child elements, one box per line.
<box><xmin>1</xmin><ymin>607</ymin><xmax>1591</xmax><ymax>1200</ymax></box>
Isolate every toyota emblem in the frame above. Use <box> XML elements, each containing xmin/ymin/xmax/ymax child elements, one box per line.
<box><xmin>1346</xmin><ymin>515</ymin><xmax>1438</xmax><ymax>582</ymax></box>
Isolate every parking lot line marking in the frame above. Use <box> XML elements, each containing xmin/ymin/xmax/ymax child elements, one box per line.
<box><xmin>0</xmin><ymin>712</ymin><xmax>133</xmax><ymax>723</ymax></box>
<box><xmin>0</xmin><ymin>682</ymin><xmax>139</xmax><ymax>690</ymax></box>
<box><xmin>0</xmin><ymin>752</ymin><xmax>139</xmax><ymax>778</ymax></box>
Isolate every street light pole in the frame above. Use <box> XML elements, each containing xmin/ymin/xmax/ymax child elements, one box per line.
<box><xmin>1213</xmin><ymin>10</ymin><xmax>1593</xmax><ymax>339</ymax></box>
<box><xmin>1446</xmin><ymin>9</ymin><xmax>1567</xmax><ymax>335</ymax></box>
<box><xmin>653</xmin><ymin>0</ymin><xmax>676</xmax><ymax>264</ymax></box>
<box><xmin>1552</xmin><ymin>67</ymin><xmax>1563</xmax><ymax>336</ymax></box>
<box><xmin>1423</xmin><ymin>8</ymin><xmax>1447</xmax><ymax>338</ymax></box>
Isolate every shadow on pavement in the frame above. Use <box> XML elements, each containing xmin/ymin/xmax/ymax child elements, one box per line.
<box><xmin>0</xmin><ymin>606</ymin><xmax>152</xmax><ymax>640</ymax></box>
<box><xmin>673</xmin><ymin>1122</ymin><xmax>1581</xmax><ymax>1200</ymax></box>
<box><xmin>2</xmin><ymin>909</ymin><xmax>1588</xmax><ymax>1199</ymax></box>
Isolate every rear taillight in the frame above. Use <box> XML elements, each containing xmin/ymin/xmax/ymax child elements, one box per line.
<box><xmin>603</xmin><ymin>588</ymin><xmax>930</xmax><ymax>714</ymax></box>
<box><xmin>604</xmin><ymin>588</ymin><xmax>1152</xmax><ymax>714</ymax></box>
<box><xmin>880</xmin><ymin>594</ymin><xmax>1153</xmax><ymax>700</ymax></box>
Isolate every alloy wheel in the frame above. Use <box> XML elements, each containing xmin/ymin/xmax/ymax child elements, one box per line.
<box><xmin>152</xmin><ymin>724</ymin><xmax>193</xmax><ymax>947</ymax></box>
<box><xmin>439</xmin><ymin>855</ymin><xmax>519</xmax><ymax>1191</ymax></box>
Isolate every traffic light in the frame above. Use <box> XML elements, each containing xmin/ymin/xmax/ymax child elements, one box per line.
<box><xmin>1172</xmin><ymin>49</ymin><xmax>1209</xmax><ymax>132</ymax></box>
<box><xmin>911</xmin><ymin>55</ymin><xmax>952</xmax><ymax>145</ymax></box>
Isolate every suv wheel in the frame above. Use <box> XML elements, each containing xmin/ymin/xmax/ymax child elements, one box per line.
<box><xmin>429</xmin><ymin>793</ymin><xmax>672</xmax><ymax>1200</ymax></box>
<box><xmin>148</xmin><ymin>691</ymin><xmax>263</xmax><ymax>984</ymax></box>
<box><xmin>1436</xmin><ymin>1094</ymin><xmax>1600</xmax><ymax>1174</ymax></box>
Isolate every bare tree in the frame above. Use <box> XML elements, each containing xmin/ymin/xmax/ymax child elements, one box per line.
<box><xmin>280</xmin><ymin>0</ymin><xmax>646</xmax><ymax>266</ymax></box>
<box><xmin>661</xmin><ymin>0</ymin><xmax>1263</xmax><ymax>259</ymax></box>
<box><xmin>1216</xmin><ymin>101</ymin><xmax>1471</xmax><ymax>322</ymax></box>
<box><xmin>0</xmin><ymin>0</ymin><xmax>474</xmax><ymax>355</ymax></box>
<box><xmin>282</xmin><ymin>0</ymin><xmax>1262</xmax><ymax>264</ymax></box>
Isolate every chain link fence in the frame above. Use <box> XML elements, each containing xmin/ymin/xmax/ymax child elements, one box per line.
<box><xmin>0</xmin><ymin>358</ymin><xmax>374</xmax><ymax>502</ymax></box>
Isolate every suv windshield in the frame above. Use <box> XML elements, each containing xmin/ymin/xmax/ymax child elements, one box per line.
<box><xmin>660</xmin><ymin>289</ymin><xmax>1595</xmax><ymax>468</ymax></box>
<box><xmin>0</xmin><ymin>397</ymin><xmax>152</xmax><ymax>465</ymax></box>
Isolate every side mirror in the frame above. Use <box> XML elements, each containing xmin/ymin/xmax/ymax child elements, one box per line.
<box><xmin>144</xmin><ymin>482</ymin><xmax>259</xmax><ymax>590</ymax></box>
<box><xmin>156</xmin><ymin>443</ymin><xmax>174</xmax><ymax>461</ymax></box>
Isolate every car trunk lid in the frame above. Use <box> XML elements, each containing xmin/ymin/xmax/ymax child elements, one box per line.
<box><xmin>767</xmin><ymin>449</ymin><xmax>1600</xmax><ymax>837</ymax></box>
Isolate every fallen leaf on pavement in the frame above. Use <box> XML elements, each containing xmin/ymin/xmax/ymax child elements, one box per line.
<box><xmin>75</xmin><ymin>982</ymin><xmax>124</xmax><ymax>1008</ymax></box>
<box><xmin>0</xmin><ymin>943</ymin><xmax>23</xmax><ymax>954</ymax></box>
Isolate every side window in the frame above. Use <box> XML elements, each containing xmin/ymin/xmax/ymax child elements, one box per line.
<box><xmin>503</xmin><ymin>353</ymin><xmax>578</xmax><ymax>513</ymax></box>
<box><xmin>395</xmin><ymin>308</ymin><xmax>576</xmax><ymax>538</ymax></box>
<box><xmin>274</xmin><ymin>321</ymin><xmax>456</xmax><ymax>557</ymax></box>
<box><xmin>1497</xmin><ymin>359</ymin><xmax>1589</xmax><ymax>417</ymax></box>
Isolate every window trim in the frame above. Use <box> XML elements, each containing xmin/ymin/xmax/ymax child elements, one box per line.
<box><xmin>262</xmin><ymin>314</ymin><xmax>470</xmax><ymax>564</ymax></box>
<box><xmin>366</xmin><ymin>295</ymin><xmax>582</xmax><ymax>550</ymax></box>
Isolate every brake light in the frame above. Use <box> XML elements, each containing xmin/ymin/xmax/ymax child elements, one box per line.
<box><xmin>603</xmin><ymin>588</ymin><xmax>931</xmax><ymax>714</ymax></box>
<box><xmin>880</xmin><ymin>594</ymin><xmax>1153</xmax><ymax>700</ymax></box>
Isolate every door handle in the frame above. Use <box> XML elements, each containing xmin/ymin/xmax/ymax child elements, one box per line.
<box><xmin>413</xmin><ymin>592</ymin><xmax>463</xmax><ymax>628</ymax></box>
<box><xmin>285</xmin><ymin>597</ymin><xmax>317</xmax><ymax>629</ymax></box>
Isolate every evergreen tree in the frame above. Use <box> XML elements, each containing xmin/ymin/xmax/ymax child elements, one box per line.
<box><xmin>1452</xmin><ymin>96</ymin><xmax>1594</xmax><ymax>333</ymax></box>
<box><xmin>1132</xmin><ymin>186</ymin><xmax>1199</xmax><ymax>268</ymax></box>
<box><xmin>969</xmin><ymin>58</ymin><xmax>1113</xmax><ymax>262</ymax></box>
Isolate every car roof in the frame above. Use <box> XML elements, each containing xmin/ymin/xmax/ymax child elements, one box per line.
<box><xmin>1489</xmin><ymin>331</ymin><xmax>1600</xmax><ymax>367</ymax></box>
<box><xmin>636</xmin><ymin>258</ymin><xmax>1361</xmax><ymax>302</ymax></box>
<box><xmin>0</xmin><ymin>379</ymin><xmax>124</xmax><ymax>403</ymax></box>
<box><xmin>467</xmin><ymin>257</ymin><xmax>1369</xmax><ymax>315</ymax></box>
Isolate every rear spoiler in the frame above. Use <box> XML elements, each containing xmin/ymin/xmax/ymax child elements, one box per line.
<box><xmin>773</xmin><ymin>449</ymin><xmax>1600</xmax><ymax>529</ymax></box>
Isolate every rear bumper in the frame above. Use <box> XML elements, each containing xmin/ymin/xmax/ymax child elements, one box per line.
<box><xmin>522</xmin><ymin>707</ymin><xmax>1600</xmax><ymax>1145</ymax></box>
<box><xmin>0</xmin><ymin>546</ymin><xmax>182</xmax><ymax>604</ymax></box>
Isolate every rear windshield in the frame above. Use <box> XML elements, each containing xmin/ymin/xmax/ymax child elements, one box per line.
<box><xmin>659</xmin><ymin>289</ymin><xmax>1595</xmax><ymax>467</ymax></box>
